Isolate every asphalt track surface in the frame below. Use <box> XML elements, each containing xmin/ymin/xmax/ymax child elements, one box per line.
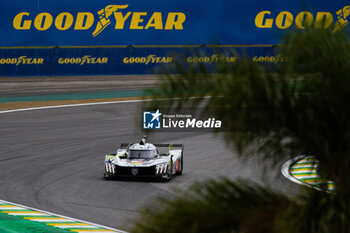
<box><xmin>0</xmin><ymin>75</ymin><xmax>158</xmax><ymax>97</ymax></box>
<box><xmin>0</xmin><ymin>101</ymin><xmax>299</xmax><ymax>231</ymax></box>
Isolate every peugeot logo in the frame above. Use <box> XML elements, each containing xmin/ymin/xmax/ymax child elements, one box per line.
<box><xmin>131</xmin><ymin>168</ymin><xmax>139</xmax><ymax>176</ymax></box>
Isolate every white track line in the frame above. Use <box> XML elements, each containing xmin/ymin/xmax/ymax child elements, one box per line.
<box><xmin>29</xmin><ymin>219</ymin><xmax>76</xmax><ymax>222</ymax></box>
<box><xmin>0</xmin><ymin>199</ymin><xmax>127</xmax><ymax>233</ymax></box>
<box><xmin>0</xmin><ymin>99</ymin><xmax>152</xmax><ymax>114</ymax></box>
<box><xmin>0</xmin><ymin>96</ymin><xmax>210</xmax><ymax>114</ymax></box>
<box><xmin>281</xmin><ymin>156</ymin><xmax>306</xmax><ymax>186</ymax></box>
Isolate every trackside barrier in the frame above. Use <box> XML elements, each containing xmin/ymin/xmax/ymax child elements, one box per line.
<box><xmin>0</xmin><ymin>0</ymin><xmax>349</xmax><ymax>76</ymax></box>
<box><xmin>0</xmin><ymin>46</ymin><xmax>278</xmax><ymax>76</ymax></box>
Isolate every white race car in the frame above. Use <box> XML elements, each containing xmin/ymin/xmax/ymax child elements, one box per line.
<box><xmin>104</xmin><ymin>137</ymin><xmax>183</xmax><ymax>180</ymax></box>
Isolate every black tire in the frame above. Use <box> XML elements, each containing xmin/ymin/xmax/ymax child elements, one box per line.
<box><xmin>166</xmin><ymin>160</ymin><xmax>173</xmax><ymax>181</ymax></box>
<box><xmin>104</xmin><ymin>173</ymin><xmax>111</xmax><ymax>180</ymax></box>
<box><xmin>178</xmin><ymin>156</ymin><xmax>183</xmax><ymax>175</ymax></box>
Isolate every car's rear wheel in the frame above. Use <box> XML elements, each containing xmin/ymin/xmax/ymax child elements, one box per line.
<box><xmin>165</xmin><ymin>161</ymin><xmax>173</xmax><ymax>181</ymax></box>
<box><xmin>178</xmin><ymin>155</ymin><xmax>183</xmax><ymax>175</ymax></box>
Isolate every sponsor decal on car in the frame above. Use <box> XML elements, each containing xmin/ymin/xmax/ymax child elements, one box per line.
<box><xmin>130</xmin><ymin>160</ymin><xmax>144</xmax><ymax>165</ymax></box>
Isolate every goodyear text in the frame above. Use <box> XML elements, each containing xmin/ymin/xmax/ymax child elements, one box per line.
<box><xmin>58</xmin><ymin>56</ymin><xmax>108</xmax><ymax>65</ymax></box>
<box><xmin>0</xmin><ymin>56</ymin><xmax>44</xmax><ymax>65</ymax></box>
<box><xmin>123</xmin><ymin>55</ymin><xmax>173</xmax><ymax>64</ymax></box>
<box><xmin>255</xmin><ymin>6</ymin><xmax>350</xmax><ymax>32</ymax></box>
<box><xmin>13</xmin><ymin>5</ymin><xmax>186</xmax><ymax>37</ymax></box>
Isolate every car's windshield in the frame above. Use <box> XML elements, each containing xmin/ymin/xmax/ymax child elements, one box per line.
<box><xmin>128</xmin><ymin>150</ymin><xmax>155</xmax><ymax>159</ymax></box>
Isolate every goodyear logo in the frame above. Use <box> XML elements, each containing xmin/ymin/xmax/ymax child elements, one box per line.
<box><xmin>123</xmin><ymin>55</ymin><xmax>173</xmax><ymax>65</ymax></box>
<box><xmin>58</xmin><ymin>55</ymin><xmax>108</xmax><ymax>65</ymax></box>
<box><xmin>13</xmin><ymin>4</ymin><xmax>186</xmax><ymax>37</ymax></box>
<box><xmin>255</xmin><ymin>6</ymin><xmax>350</xmax><ymax>32</ymax></box>
<box><xmin>187</xmin><ymin>55</ymin><xmax>236</xmax><ymax>64</ymax></box>
<box><xmin>0</xmin><ymin>56</ymin><xmax>44</xmax><ymax>65</ymax></box>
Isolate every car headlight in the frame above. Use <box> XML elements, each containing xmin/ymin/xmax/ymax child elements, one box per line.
<box><xmin>156</xmin><ymin>163</ymin><xmax>168</xmax><ymax>174</ymax></box>
<box><xmin>105</xmin><ymin>162</ymin><xmax>116</xmax><ymax>174</ymax></box>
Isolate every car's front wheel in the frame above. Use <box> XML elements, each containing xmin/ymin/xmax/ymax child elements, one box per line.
<box><xmin>104</xmin><ymin>173</ymin><xmax>111</xmax><ymax>180</ymax></box>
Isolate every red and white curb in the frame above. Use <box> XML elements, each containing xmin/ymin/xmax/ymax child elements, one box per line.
<box><xmin>0</xmin><ymin>199</ymin><xmax>127</xmax><ymax>233</ymax></box>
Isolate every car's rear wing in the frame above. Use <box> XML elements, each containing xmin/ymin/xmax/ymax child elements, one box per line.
<box><xmin>154</xmin><ymin>144</ymin><xmax>183</xmax><ymax>150</ymax></box>
<box><xmin>120</xmin><ymin>143</ymin><xmax>183</xmax><ymax>151</ymax></box>
<box><xmin>120</xmin><ymin>143</ymin><xmax>130</xmax><ymax>149</ymax></box>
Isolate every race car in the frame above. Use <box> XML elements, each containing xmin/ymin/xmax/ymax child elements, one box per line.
<box><xmin>104</xmin><ymin>137</ymin><xmax>183</xmax><ymax>180</ymax></box>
